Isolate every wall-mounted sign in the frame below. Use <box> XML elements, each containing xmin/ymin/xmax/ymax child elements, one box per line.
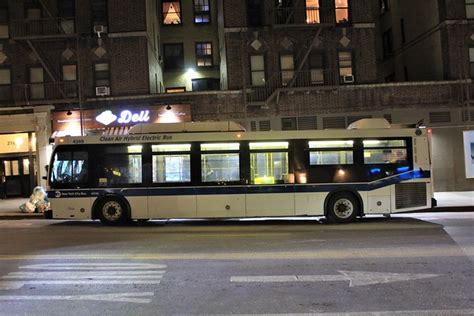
<box><xmin>0</xmin><ymin>133</ymin><xmax>36</xmax><ymax>154</ymax></box>
<box><xmin>52</xmin><ymin>104</ymin><xmax>192</xmax><ymax>136</ymax></box>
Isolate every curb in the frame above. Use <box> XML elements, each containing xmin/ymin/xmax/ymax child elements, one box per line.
<box><xmin>0</xmin><ymin>213</ymin><xmax>44</xmax><ymax>220</ymax></box>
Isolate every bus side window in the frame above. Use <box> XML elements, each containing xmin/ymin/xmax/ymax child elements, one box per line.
<box><xmin>249</xmin><ymin>142</ymin><xmax>289</xmax><ymax>185</ymax></box>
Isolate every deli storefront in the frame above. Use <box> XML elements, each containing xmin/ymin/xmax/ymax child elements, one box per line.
<box><xmin>52</xmin><ymin>104</ymin><xmax>192</xmax><ymax>137</ymax></box>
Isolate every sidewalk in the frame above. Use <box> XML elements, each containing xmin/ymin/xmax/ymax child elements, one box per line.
<box><xmin>0</xmin><ymin>192</ymin><xmax>472</xmax><ymax>220</ymax></box>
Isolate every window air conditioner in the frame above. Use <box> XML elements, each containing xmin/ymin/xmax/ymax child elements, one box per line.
<box><xmin>93</xmin><ymin>25</ymin><xmax>107</xmax><ymax>34</ymax></box>
<box><xmin>95</xmin><ymin>86</ymin><xmax>110</xmax><ymax>96</ymax></box>
<box><xmin>342</xmin><ymin>75</ymin><xmax>355</xmax><ymax>83</ymax></box>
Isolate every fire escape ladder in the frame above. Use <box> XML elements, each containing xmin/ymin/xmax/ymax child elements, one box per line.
<box><xmin>246</xmin><ymin>28</ymin><xmax>323</xmax><ymax>108</ymax></box>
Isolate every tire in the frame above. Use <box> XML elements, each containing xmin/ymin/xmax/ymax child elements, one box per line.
<box><xmin>97</xmin><ymin>197</ymin><xmax>129</xmax><ymax>226</ymax></box>
<box><xmin>327</xmin><ymin>192</ymin><xmax>359</xmax><ymax>224</ymax></box>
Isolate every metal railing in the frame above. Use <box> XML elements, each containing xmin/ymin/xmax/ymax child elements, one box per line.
<box><xmin>10</xmin><ymin>17</ymin><xmax>75</xmax><ymax>38</ymax></box>
<box><xmin>247</xmin><ymin>70</ymin><xmax>338</xmax><ymax>104</ymax></box>
<box><xmin>12</xmin><ymin>81</ymin><xmax>79</xmax><ymax>103</ymax></box>
<box><xmin>268</xmin><ymin>7</ymin><xmax>333</xmax><ymax>25</ymax></box>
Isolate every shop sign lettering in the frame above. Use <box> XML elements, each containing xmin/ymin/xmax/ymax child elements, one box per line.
<box><xmin>95</xmin><ymin>110</ymin><xmax>151</xmax><ymax>126</ymax></box>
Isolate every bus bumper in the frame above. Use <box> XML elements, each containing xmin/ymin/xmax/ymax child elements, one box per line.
<box><xmin>43</xmin><ymin>209</ymin><xmax>53</xmax><ymax>219</ymax></box>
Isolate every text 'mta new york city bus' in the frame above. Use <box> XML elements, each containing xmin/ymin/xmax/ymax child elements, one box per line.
<box><xmin>45</xmin><ymin>118</ymin><xmax>435</xmax><ymax>225</ymax></box>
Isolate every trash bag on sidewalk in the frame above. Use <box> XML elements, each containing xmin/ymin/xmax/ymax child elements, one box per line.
<box><xmin>19</xmin><ymin>186</ymin><xmax>50</xmax><ymax>213</ymax></box>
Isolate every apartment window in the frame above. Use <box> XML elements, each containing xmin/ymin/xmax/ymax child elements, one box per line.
<box><xmin>382</xmin><ymin>28</ymin><xmax>393</xmax><ymax>58</ymax></box>
<box><xmin>92</xmin><ymin>0</ymin><xmax>107</xmax><ymax>25</ymax></box>
<box><xmin>467</xmin><ymin>0</ymin><xmax>474</xmax><ymax>19</ymax></box>
<box><xmin>162</xmin><ymin>0</ymin><xmax>182</xmax><ymax>25</ymax></box>
<box><xmin>196</xmin><ymin>42</ymin><xmax>213</xmax><ymax>67</ymax></box>
<box><xmin>306</xmin><ymin>0</ymin><xmax>320</xmax><ymax>24</ymax></box>
<box><xmin>166</xmin><ymin>87</ymin><xmax>186</xmax><ymax>93</ymax></box>
<box><xmin>335</xmin><ymin>0</ymin><xmax>349</xmax><ymax>24</ymax></box>
<box><xmin>94</xmin><ymin>63</ymin><xmax>110</xmax><ymax>86</ymax></box>
<box><xmin>380</xmin><ymin>0</ymin><xmax>390</xmax><ymax>14</ymax></box>
<box><xmin>280</xmin><ymin>54</ymin><xmax>294</xmax><ymax>86</ymax></box>
<box><xmin>0</xmin><ymin>68</ymin><xmax>11</xmax><ymax>101</ymax></box>
<box><xmin>338</xmin><ymin>51</ymin><xmax>353</xmax><ymax>82</ymax></box>
<box><xmin>250</xmin><ymin>55</ymin><xmax>265</xmax><ymax>86</ymax></box>
<box><xmin>194</xmin><ymin>0</ymin><xmax>210</xmax><ymax>24</ymax></box>
<box><xmin>29</xmin><ymin>67</ymin><xmax>44</xmax><ymax>100</ymax></box>
<box><xmin>309</xmin><ymin>50</ymin><xmax>325</xmax><ymax>84</ymax></box>
<box><xmin>0</xmin><ymin>6</ymin><xmax>9</xmax><ymax>39</ymax></box>
<box><xmin>58</xmin><ymin>0</ymin><xmax>75</xmax><ymax>16</ymax></box>
<box><xmin>470</xmin><ymin>48</ymin><xmax>474</xmax><ymax>78</ymax></box>
<box><xmin>192</xmin><ymin>78</ymin><xmax>219</xmax><ymax>91</ymax></box>
<box><xmin>163</xmin><ymin>43</ymin><xmax>184</xmax><ymax>70</ymax></box>
<box><xmin>62</xmin><ymin>64</ymin><xmax>77</xmax><ymax>81</ymax></box>
<box><xmin>247</xmin><ymin>0</ymin><xmax>264</xmax><ymax>27</ymax></box>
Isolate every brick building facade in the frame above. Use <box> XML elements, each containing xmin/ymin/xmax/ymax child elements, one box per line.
<box><xmin>0</xmin><ymin>0</ymin><xmax>472</xmax><ymax>193</ymax></box>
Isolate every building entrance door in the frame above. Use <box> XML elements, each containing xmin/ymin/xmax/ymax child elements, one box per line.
<box><xmin>1</xmin><ymin>157</ymin><xmax>35</xmax><ymax>198</ymax></box>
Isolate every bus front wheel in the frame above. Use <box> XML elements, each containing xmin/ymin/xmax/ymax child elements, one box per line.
<box><xmin>97</xmin><ymin>198</ymin><xmax>129</xmax><ymax>226</ymax></box>
<box><xmin>327</xmin><ymin>192</ymin><xmax>359</xmax><ymax>224</ymax></box>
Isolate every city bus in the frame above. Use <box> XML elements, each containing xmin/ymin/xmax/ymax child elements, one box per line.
<box><xmin>45</xmin><ymin>119</ymin><xmax>434</xmax><ymax>225</ymax></box>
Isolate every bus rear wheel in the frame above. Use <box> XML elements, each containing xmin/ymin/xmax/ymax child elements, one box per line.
<box><xmin>327</xmin><ymin>192</ymin><xmax>359</xmax><ymax>224</ymax></box>
<box><xmin>97</xmin><ymin>198</ymin><xmax>128</xmax><ymax>226</ymax></box>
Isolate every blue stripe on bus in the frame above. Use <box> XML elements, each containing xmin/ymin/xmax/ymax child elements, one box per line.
<box><xmin>47</xmin><ymin>170</ymin><xmax>430</xmax><ymax>198</ymax></box>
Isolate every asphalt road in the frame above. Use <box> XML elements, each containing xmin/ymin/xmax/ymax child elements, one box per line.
<box><xmin>0</xmin><ymin>213</ymin><xmax>473</xmax><ymax>315</ymax></box>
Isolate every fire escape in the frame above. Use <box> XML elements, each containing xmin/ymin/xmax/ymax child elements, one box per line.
<box><xmin>9</xmin><ymin>0</ymin><xmax>80</xmax><ymax>106</ymax></box>
<box><xmin>245</xmin><ymin>0</ymin><xmax>340</xmax><ymax>108</ymax></box>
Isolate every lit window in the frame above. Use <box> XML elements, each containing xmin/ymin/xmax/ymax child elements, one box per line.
<box><xmin>335</xmin><ymin>0</ymin><xmax>349</xmax><ymax>24</ymax></box>
<box><xmin>196</xmin><ymin>42</ymin><xmax>213</xmax><ymax>67</ymax></box>
<box><xmin>363</xmin><ymin>139</ymin><xmax>408</xmax><ymax>164</ymax></box>
<box><xmin>94</xmin><ymin>63</ymin><xmax>110</xmax><ymax>86</ymax></box>
<box><xmin>306</xmin><ymin>0</ymin><xmax>320</xmax><ymax>24</ymax></box>
<box><xmin>250</xmin><ymin>55</ymin><xmax>265</xmax><ymax>86</ymax></box>
<box><xmin>162</xmin><ymin>1</ymin><xmax>181</xmax><ymax>25</ymax></box>
<box><xmin>309</xmin><ymin>140</ymin><xmax>353</xmax><ymax>166</ymax></box>
<box><xmin>166</xmin><ymin>87</ymin><xmax>186</xmax><ymax>93</ymax></box>
<box><xmin>201</xmin><ymin>143</ymin><xmax>240</xmax><ymax>183</ymax></box>
<box><xmin>250</xmin><ymin>142</ymin><xmax>288</xmax><ymax>184</ymax></box>
<box><xmin>194</xmin><ymin>0</ymin><xmax>210</xmax><ymax>24</ymax></box>
<box><xmin>152</xmin><ymin>144</ymin><xmax>191</xmax><ymax>183</ymax></box>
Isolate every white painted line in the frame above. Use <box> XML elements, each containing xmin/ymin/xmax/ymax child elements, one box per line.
<box><xmin>0</xmin><ymin>280</ymin><xmax>161</xmax><ymax>290</ymax></box>
<box><xmin>215</xmin><ymin>310</ymin><xmax>474</xmax><ymax>316</ymax></box>
<box><xmin>19</xmin><ymin>263</ymin><xmax>167</xmax><ymax>270</ymax></box>
<box><xmin>2</xmin><ymin>275</ymin><xmax>164</xmax><ymax>280</ymax></box>
<box><xmin>231</xmin><ymin>270</ymin><xmax>440</xmax><ymax>287</ymax></box>
<box><xmin>5</xmin><ymin>271</ymin><xmax>166</xmax><ymax>277</ymax></box>
<box><xmin>0</xmin><ymin>292</ymin><xmax>154</xmax><ymax>304</ymax></box>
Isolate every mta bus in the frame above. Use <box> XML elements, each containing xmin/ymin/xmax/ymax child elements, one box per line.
<box><xmin>45</xmin><ymin>119</ymin><xmax>434</xmax><ymax>225</ymax></box>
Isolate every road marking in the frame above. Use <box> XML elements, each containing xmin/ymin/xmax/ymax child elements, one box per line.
<box><xmin>0</xmin><ymin>280</ymin><xmax>162</xmax><ymax>290</ymax></box>
<box><xmin>0</xmin><ymin>262</ymin><xmax>167</xmax><ymax>290</ymax></box>
<box><xmin>0</xmin><ymin>292</ymin><xmax>154</xmax><ymax>303</ymax></box>
<box><xmin>5</xmin><ymin>271</ymin><xmax>165</xmax><ymax>277</ymax></box>
<box><xmin>214</xmin><ymin>310</ymin><xmax>474</xmax><ymax>316</ymax></box>
<box><xmin>230</xmin><ymin>270</ymin><xmax>439</xmax><ymax>287</ymax></box>
<box><xmin>0</xmin><ymin>246</ymin><xmax>472</xmax><ymax>260</ymax></box>
<box><xmin>19</xmin><ymin>263</ymin><xmax>167</xmax><ymax>270</ymax></box>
